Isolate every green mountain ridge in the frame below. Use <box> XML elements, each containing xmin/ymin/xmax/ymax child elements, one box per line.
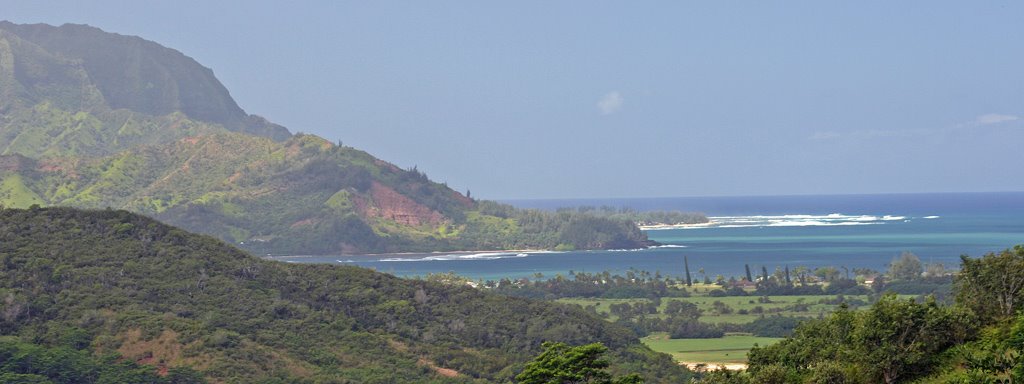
<box><xmin>0</xmin><ymin>206</ymin><xmax>690</xmax><ymax>383</ymax></box>
<box><xmin>0</xmin><ymin>21</ymin><xmax>676</xmax><ymax>254</ymax></box>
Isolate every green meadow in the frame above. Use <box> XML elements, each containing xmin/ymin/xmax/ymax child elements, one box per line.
<box><xmin>641</xmin><ymin>332</ymin><xmax>782</xmax><ymax>364</ymax></box>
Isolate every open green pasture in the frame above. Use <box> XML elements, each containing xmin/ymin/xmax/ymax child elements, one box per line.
<box><xmin>641</xmin><ymin>332</ymin><xmax>782</xmax><ymax>364</ymax></box>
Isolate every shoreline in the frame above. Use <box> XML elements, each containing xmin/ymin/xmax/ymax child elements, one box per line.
<box><xmin>264</xmin><ymin>249</ymin><xmax>554</xmax><ymax>259</ymax></box>
<box><xmin>639</xmin><ymin>221</ymin><xmax>717</xmax><ymax>230</ymax></box>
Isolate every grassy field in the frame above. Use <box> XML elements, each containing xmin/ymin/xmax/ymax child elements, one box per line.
<box><xmin>641</xmin><ymin>332</ymin><xmax>782</xmax><ymax>364</ymax></box>
<box><xmin>0</xmin><ymin>174</ymin><xmax>46</xmax><ymax>208</ymax></box>
<box><xmin>558</xmin><ymin>294</ymin><xmax>870</xmax><ymax>323</ymax></box>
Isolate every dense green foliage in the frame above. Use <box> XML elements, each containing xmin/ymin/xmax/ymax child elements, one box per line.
<box><xmin>0</xmin><ymin>337</ymin><xmax>204</xmax><ymax>384</ymax></box>
<box><xmin>696</xmin><ymin>245</ymin><xmax>1024</xmax><ymax>384</ymax></box>
<box><xmin>0</xmin><ymin>21</ymin><xmax>674</xmax><ymax>254</ymax></box>
<box><xmin>955</xmin><ymin>245</ymin><xmax>1024</xmax><ymax>322</ymax></box>
<box><xmin>551</xmin><ymin>206</ymin><xmax>708</xmax><ymax>227</ymax></box>
<box><xmin>0</xmin><ymin>207</ymin><xmax>690</xmax><ymax>383</ymax></box>
<box><xmin>515</xmin><ymin>342</ymin><xmax>643</xmax><ymax>384</ymax></box>
<box><xmin>492</xmin><ymin>270</ymin><xmax>691</xmax><ymax>300</ymax></box>
<box><xmin>747</xmin><ymin>296</ymin><xmax>967</xmax><ymax>383</ymax></box>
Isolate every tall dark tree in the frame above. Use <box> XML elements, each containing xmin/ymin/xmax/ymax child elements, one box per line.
<box><xmin>784</xmin><ymin>265</ymin><xmax>792</xmax><ymax>285</ymax></box>
<box><xmin>762</xmin><ymin>266</ymin><xmax>770</xmax><ymax>282</ymax></box>
<box><xmin>745</xmin><ymin>264</ymin><xmax>753</xmax><ymax>282</ymax></box>
<box><xmin>684</xmin><ymin>256</ymin><xmax>693</xmax><ymax>286</ymax></box>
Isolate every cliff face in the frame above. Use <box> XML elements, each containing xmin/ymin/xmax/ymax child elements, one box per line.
<box><xmin>0</xmin><ymin>21</ymin><xmax>290</xmax><ymax>151</ymax></box>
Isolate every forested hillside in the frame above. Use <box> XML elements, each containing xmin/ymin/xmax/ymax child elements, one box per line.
<box><xmin>0</xmin><ymin>21</ymin><xmax>694</xmax><ymax>253</ymax></box>
<box><xmin>0</xmin><ymin>207</ymin><xmax>690</xmax><ymax>383</ymax></box>
<box><xmin>690</xmin><ymin>245</ymin><xmax>1024</xmax><ymax>384</ymax></box>
<box><xmin>0</xmin><ymin>131</ymin><xmax>659</xmax><ymax>253</ymax></box>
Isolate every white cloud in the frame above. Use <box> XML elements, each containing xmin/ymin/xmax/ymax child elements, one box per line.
<box><xmin>597</xmin><ymin>91</ymin><xmax>624</xmax><ymax>115</ymax></box>
<box><xmin>975</xmin><ymin>113</ymin><xmax>1019</xmax><ymax>125</ymax></box>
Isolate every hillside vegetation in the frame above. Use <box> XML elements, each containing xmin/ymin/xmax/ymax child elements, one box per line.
<box><xmin>679</xmin><ymin>245</ymin><xmax>1024</xmax><ymax>384</ymax></box>
<box><xmin>0</xmin><ymin>132</ymin><xmax>658</xmax><ymax>253</ymax></box>
<box><xmin>0</xmin><ymin>21</ymin><xmax>692</xmax><ymax>253</ymax></box>
<box><xmin>0</xmin><ymin>207</ymin><xmax>690</xmax><ymax>383</ymax></box>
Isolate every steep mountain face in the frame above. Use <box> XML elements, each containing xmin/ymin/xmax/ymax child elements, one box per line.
<box><xmin>0</xmin><ymin>207</ymin><xmax>690</xmax><ymax>382</ymax></box>
<box><xmin>0</xmin><ymin>21</ymin><xmax>288</xmax><ymax>159</ymax></box>
<box><xmin>0</xmin><ymin>21</ymin><xmax>656</xmax><ymax>253</ymax></box>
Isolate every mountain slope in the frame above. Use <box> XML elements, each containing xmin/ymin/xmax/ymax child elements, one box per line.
<box><xmin>0</xmin><ymin>207</ymin><xmax>690</xmax><ymax>383</ymax></box>
<box><xmin>0</xmin><ymin>132</ymin><xmax>655</xmax><ymax>253</ymax></box>
<box><xmin>0</xmin><ymin>21</ymin><xmax>667</xmax><ymax>253</ymax></box>
<box><xmin>0</xmin><ymin>21</ymin><xmax>289</xmax><ymax>141</ymax></box>
<box><xmin>0</xmin><ymin>25</ymin><xmax>227</xmax><ymax>158</ymax></box>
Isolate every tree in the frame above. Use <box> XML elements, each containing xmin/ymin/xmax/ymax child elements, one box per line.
<box><xmin>814</xmin><ymin>267</ymin><xmax>840</xmax><ymax>282</ymax></box>
<box><xmin>793</xmin><ymin>266</ymin><xmax>809</xmax><ymax>285</ymax></box>
<box><xmin>745</xmin><ymin>264</ymin><xmax>753</xmax><ymax>282</ymax></box>
<box><xmin>748</xmin><ymin>295</ymin><xmax>961</xmax><ymax>384</ymax></box>
<box><xmin>664</xmin><ymin>300</ymin><xmax>701</xmax><ymax>319</ymax></box>
<box><xmin>772</xmin><ymin>267</ymin><xmax>786</xmax><ymax>284</ymax></box>
<box><xmin>888</xmin><ymin>252</ymin><xmax>923</xmax><ymax>281</ymax></box>
<box><xmin>852</xmin><ymin>295</ymin><xmax>957</xmax><ymax>384</ymax></box>
<box><xmin>684</xmin><ymin>256</ymin><xmax>693</xmax><ymax>286</ymax></box>
<box><xmin>956</xmin><ymin>245</ymin><xmax>1024</xmax><ymax>322</ymax></box>
<box><xmin>515</xmin><ymin>342</ymin><xmax>643</xmax><ymax>384</ymax></box>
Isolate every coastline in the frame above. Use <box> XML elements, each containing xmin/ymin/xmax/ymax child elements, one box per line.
<box><xmin>264</xmin><ymin>249</ymin><xmax>554</xmax><ymax>259</ymax></box>
<box><xmin>639</xmin><ymin>221</ymin><xmax>717</xmax><ymax>230</ymax></box>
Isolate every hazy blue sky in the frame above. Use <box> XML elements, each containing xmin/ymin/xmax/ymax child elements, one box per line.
<box><xmin>4</xmin><ymin>1</ymin><xmax>1023</xmax><ymax>199</ymax></box>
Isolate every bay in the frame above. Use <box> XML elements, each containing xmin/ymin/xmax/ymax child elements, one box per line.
<box><xmin>268</xmin><ymin>192</ymin><xmax>1024</xmax><ymax>281</ymax></box>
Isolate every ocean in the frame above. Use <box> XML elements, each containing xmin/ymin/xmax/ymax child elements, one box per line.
<box><xmin>268</xmin><ymin>192</ymin><xmax>1024</xmax><ymax>282</ymax></box>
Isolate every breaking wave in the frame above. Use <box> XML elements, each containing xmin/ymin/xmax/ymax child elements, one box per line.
<box><xmin>379</xmin><ymin>252</ymin><xmax>530</xmax><ymax>262</ymax></box>
<box><xmin>667</xmin><ymin>213</ymin><xmax>918</xmax><ymax>229</ymax></box>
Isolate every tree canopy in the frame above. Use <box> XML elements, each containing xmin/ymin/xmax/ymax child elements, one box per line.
<box><xmin>956</xmin><ymin>245</ymin><xmax>1024</xmax><ymax>323</ymax></box>
<box><xmin>0</xmin><ymin>207</ymin><xmax>690</xmax><ymax>383</ymax></box>
<box><xmin>515</xmin><ymin>342</ymin><xmax>643</xmax><ymax>384</ymax></box>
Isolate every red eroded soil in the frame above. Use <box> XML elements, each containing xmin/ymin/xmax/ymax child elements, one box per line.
<box><xmin>354</xmin><ymin>181</ymin><xmax>445</xmax><ymax>227</ymax></box>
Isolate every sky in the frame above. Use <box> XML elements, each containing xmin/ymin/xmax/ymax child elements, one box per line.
<box><xmin>3</xmin><ymin>1</ymin><xmax>1023</xmax><ymax>199</ymax></box>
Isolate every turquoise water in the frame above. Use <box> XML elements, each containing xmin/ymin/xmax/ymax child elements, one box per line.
<box><xmin>270</xmin><ymin>192</ymin><xmax>1024</xmax><ymax>281</ymax></box>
